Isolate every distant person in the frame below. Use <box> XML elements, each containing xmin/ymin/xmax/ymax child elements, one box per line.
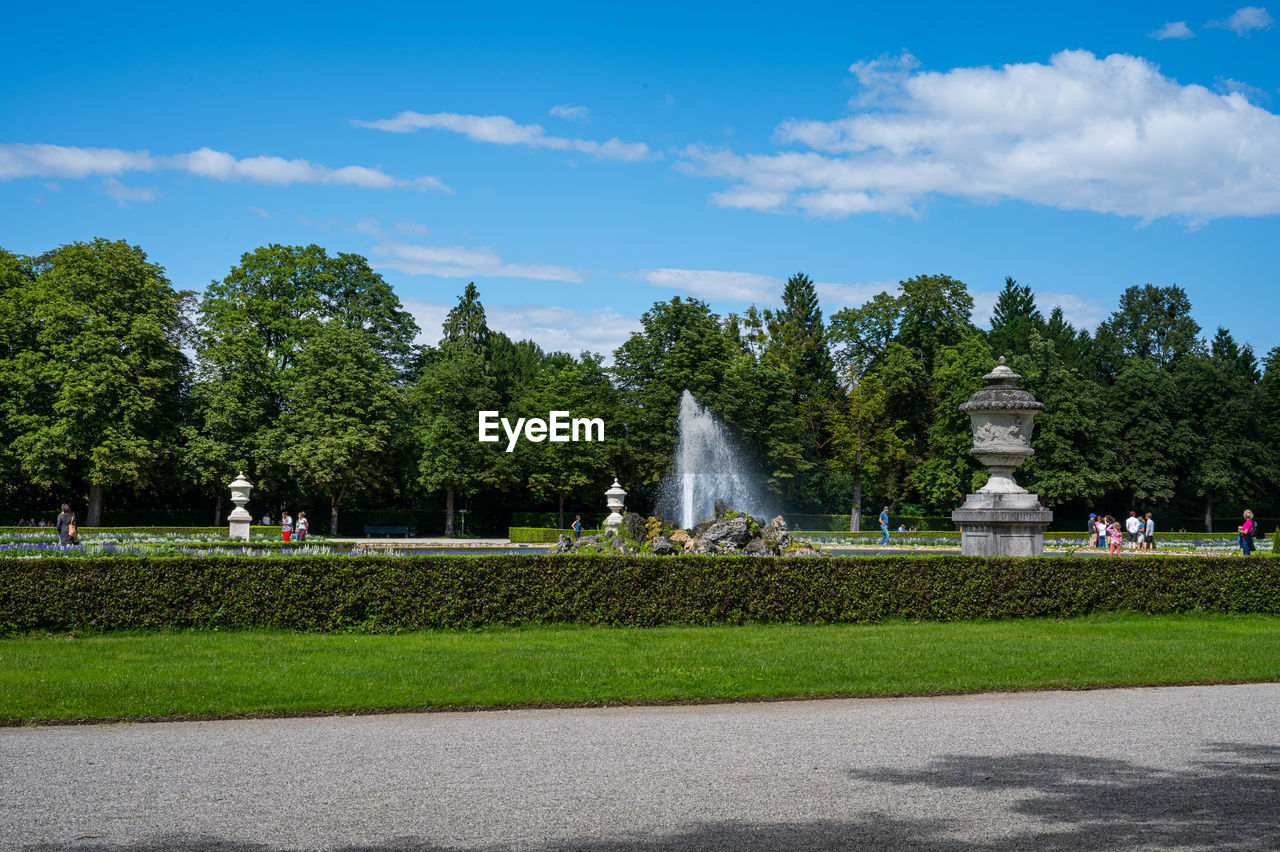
<box><xmin>1144</xmin><ymin>513</ymin><xmax>1156</xmax><ymax>550</ymax></box>
<box><xmin>879</xmin><ymin>507</ymin><xmax>890</xmax><ymax>545</ymax></box>
<box><xmin>572</xmin><ymin>515</ymin><xmax>582</xmax><ymax>539</ymax></box>
<box><xmin>295</xmin><ymin>511</ymin><xmax>308</xmax><ymax>542</ymax></box>
<box><xmin>1125</xmin><ymin>511</ymin><xmax>1142</xmax><ymax>549</ymax></box>
<box><xmin>56</xmin><ymin>503</ymin><xmax>73</xmax><ymax>548</ymax></box>
<box><xmin>897</xmin><ymin>524</ymin><xmax>906</xmax><ymax>532</ymax></box>
<box><xmin>1088</xmin><ymin>513</ymin><xmax>1098</xmax><ymax>549</ymax></box>
<box><xmin>1095</xmin><ymin>515</ymin><xmax>1107</xmax><ymax>548</ymax></box>
<box><xmin>1106</xmin><ymin>516</ymin><xmax>1123</xmax><ymax>556</ymax></box>
<box><xmin>1239</xmin><ymin>509</ymin><xmax>1256</xmax><ymax>556</ymax></box>
<box><xmin>281</xmin><ymin>511</ymin><xmax>293</xmax><ymax>542</ymax></box>
<box><xmin>262</xmin><ymin>513</ymin><xmax>271</xmax><ymax>526</ymax></box>
<box><xmin>16</xmin><ymin>518</ymin><xmax>26</xmax><ymax>527</ymax></box>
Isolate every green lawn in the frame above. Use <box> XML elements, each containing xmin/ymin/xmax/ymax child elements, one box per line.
<box><xmin>3</xmin><ymin>614</ymin><xmax>1279</xmax><ymax>723</ymax></box>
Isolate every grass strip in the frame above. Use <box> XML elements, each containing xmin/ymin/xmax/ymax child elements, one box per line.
<box><xmin>3</xmin><ymin>614</ymin><xmax>1279</xmax><ymax>723</ymax></box>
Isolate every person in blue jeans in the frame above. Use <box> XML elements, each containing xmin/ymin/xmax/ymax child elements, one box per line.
<box><xmin>879</xmin><ymin>506</ymin><xmax>891</xmax><ymax>545</ymax></box>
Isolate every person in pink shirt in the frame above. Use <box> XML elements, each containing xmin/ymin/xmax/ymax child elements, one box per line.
<box><xmin>1106</xmin><ymin>516</ymin><xmax>1123</xmax><ymax>556</ymax></box>
<box><xmin>1239</xmin><ymin>509</ymin><xmax>1256</xmax><ymax>556</ymax></box>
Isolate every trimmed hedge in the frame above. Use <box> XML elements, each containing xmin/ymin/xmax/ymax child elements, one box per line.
<box><xmin>0</xmin><ymin>526</ymin><xmax>277</xmax><ymax>536</ymax></box>
<box><xmin>508</xmin><ymin>527</ymin><xmax>604</xmax><ymax>543</ymax></box>
<box><xmin>3</xmin><ymin>554</ymin><xmax>1279</xmax><ymax>634</ymax></box>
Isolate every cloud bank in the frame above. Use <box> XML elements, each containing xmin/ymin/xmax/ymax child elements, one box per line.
<box><xmin>0</xmin><ymin>143</ymin><xmax>450</xmax><ymax>192</ymax></box>
<box><xmin>679</xmin><ymin>50</ymin><xmax>1280</xmax><ymax>223</ymax></box>
<box><xmin>354</xmin><ymin>111</ymin><xmax>653</xmax><ymax>162</ymax></box>
<box><xmin>372</xmin><ymin>242</ymin><xmax>583</xmax><ymax>283</ymax></box>
<box><xmin>1207</xmin><ymin>6</ymin><xmax>1274</xmax><ymax>35</ymax></box>
<box><xmin>405</xmin><ymin>297</ymin><xmax>639</xmax><ymax>358</ymax></box>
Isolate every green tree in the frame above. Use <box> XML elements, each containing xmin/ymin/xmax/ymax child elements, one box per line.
<box><xmin>896</xmin><ymin>274</ymin><xmax>976</xmax><ymax>374</ymax></box>
<box><xmin>6</xmin><ymin>239</ymin><xmax>186</xmax><ymax>525</ymax></box>
<box><xmin>193</xmin><ymin>244</ymin><xmax>417</xmax><ymax>501</ymax></box>
<box><xmin>987</xmin><ymin>276</ymin><xmax>1043</xmax><ymax>359</ymax></box>
<box><xmin>910</xmin><ymin>333</ymin><xmax>994</xmax><ymax>511</ymax></box>
<box><xmin>828</xmin><ymin>372</ymin><xmax>908</xmax><ymax>530</ymax></box>
<box><xmin>1094</xmin><ymin>284</ymin><xmax>1200</xmax><ymax>372</ymax></box>
<box><xmin>414</xmin><ymin>348</ymin><xmax>508</xmax><ymax>536</ymax></box>
<box><xmin>441</xmin><ymin>281</ymin><xmax>490</xmax><ymax>355</ymax></box>
<box><xmin>1010</xmin><ymin>332</ymin><xmax>1118</xmax><ymax>507</ymax></box>
<box><xmin>275</xmin><ymin>321</ymin><xmax>406</xmax><ymax>535</ymax></box>
<box><xmin>612</xmin><ymin>297</ymin><xmax>736</xmax><ymax>491</ymax></box>
<box><xmin>517</xmin><ymin>354</ymin><xmax>618</xmax><ymax>528</ymax></box>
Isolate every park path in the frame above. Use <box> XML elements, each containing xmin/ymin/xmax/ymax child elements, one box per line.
<box><xmin>3</xmin><ymin>684</ymin><xmax>1279</xmax><ymax>850</ymax></box>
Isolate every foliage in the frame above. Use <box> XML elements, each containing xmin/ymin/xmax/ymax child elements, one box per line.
<box><xmin>4</xmin><ymin>554</ymin><xmax>1280</xmax><ymax>634</ymax></box>
<box><xmin>1</xmin><ymin>239</ymin><xmax>186</xmax><ymax>524</ymax></box>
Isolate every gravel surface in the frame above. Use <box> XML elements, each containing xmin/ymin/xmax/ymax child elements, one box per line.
<box><xmin>3</xmin><ymin>684</ymin><xmax>1278</xmax><ymax>850</ymax></box>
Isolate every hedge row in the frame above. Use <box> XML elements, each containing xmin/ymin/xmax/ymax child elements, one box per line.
<box><xmin>0</xmin><ymin>526</ymin><xmax>277</xmax><ymax>536</ymax></box>
<box><xmin>3</xmin><ymin>554</ymin><xmax>1279</xmax><ymax>634</ymax></box>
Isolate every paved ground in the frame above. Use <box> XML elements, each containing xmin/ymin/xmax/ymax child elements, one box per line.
<box><xmin>3</xmin><ymin>684</ymin><xmax>1278</xmax><ymax>850</ymax></box>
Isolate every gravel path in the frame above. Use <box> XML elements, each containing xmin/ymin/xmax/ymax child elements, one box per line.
<box><xmin>3</xmin><ymin>684</ymin><xmax>1278</xmax><ymax>850</ymax></box>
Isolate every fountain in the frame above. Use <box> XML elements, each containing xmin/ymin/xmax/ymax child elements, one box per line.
<box><xmin>657</xmin><ymin>390</ymin><xmax>770</xmax><ymax>529</ymax></box>
<box><xmin>951</xmin><ymin>357</ymin><xmax>1053</xmax><ymax>556</ymax></box>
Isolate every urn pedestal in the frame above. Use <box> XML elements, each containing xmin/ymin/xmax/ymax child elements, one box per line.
<box><xmin>951</xmin><ymin>357</ymin><xmax>1053</xmax><ymax>556</ymax></box>
<box><xmin>604</xmin><ymin>478</ymin><xmax>627</xmax><ymax>537</ymax></box>
<box><xmin>228</xmin><ymin>471</ymin><xmax>253</xmax><ymax>541</ymax></box>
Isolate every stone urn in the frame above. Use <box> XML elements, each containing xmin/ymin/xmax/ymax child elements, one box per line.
<box><xmin>227</xmin><ymin>471</ymin><xmax>253</xmax><ymax>541</ymax></box>
<box><xmin>604</xmin><ymin>478</ymin><xmax>627</xmax><ymax>536</ymax></box>
<box><xmin>951</xmin><ymin>357</ymin><xmax>1053</xmax><ymax>556</ymax></box>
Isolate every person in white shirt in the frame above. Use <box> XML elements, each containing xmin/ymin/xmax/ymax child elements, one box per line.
<box><xmin>1125</xmin><ymin>512</ymin><xmax>1142</xmax><ymax>548</ymax></box>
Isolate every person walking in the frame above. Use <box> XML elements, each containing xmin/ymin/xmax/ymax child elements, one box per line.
<box><xmin>55</xmin><ymin>503</ymin><xmax>73</xmax><ymax>549</ymax></box>
<box><xmin>295</xmin><ymin>511</ymin><xmax>309</xmax><ymax>542</ymax></box>
<box><xmin>1144</xmin><ymin>512</ymin><xmax>1156</xmax><ymax>550</ymax></box>
<box><xmin>572</xmin><ymin>515</ymin><xmax>582</xmax><ymax>539</ymax></box>
<box><xmin>1106</xmin><ymin>516</ymin><xmax>1123</xmax><ymax>556</ymax></box>
<box><xmin>1239</xmin><ymin>509</ymin><xmax>1256</xmax><ymax>556</ymax></box>
<box><xmin>1088</xmin><ymin>513</ymin><xmax>1098</xmax><ymax>549</ymax></box>
<box><xmin>1095</xmin><ymin>515</ymin><xmax>1107</xmax><ymax>548</ymax></box>
<box><xmin>281</xmin><ymin>511</ymin><xmax>293</xmax><ymax>543</ymax></box>
<box><xmin>879</xmin><ymin>506</ymin><xmax>891</xmax><ymax>546</ymax></box>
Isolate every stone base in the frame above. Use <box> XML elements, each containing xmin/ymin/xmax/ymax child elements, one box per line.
<box><xmin>229</xmin><ymin>520</ymin><xmax>250</xmax><ymax>541</ymax></box>
<box><xmin>952</xmin><ymin>491</ymin><xmax>1052</xmax><ymax>557</ymax></box>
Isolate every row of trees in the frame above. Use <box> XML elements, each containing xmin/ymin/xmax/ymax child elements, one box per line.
<box><xmin>2</xmin><ymin>238</ymin><xmax>1276</xmax><ymax>534</ymax></box>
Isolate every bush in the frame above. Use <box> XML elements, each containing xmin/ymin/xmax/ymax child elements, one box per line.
<box><xmin>508</xmin><ymin>527</ymin><xmax>572</xmax><ymax>543</ymax></box>
<box><xmin>0</xmin><ymin>526</ymin><xmax>277</xmax><ymax>536</ymax></box>
<box><xmin>2</xmin><ymin>554</ymin><xmax>1278</xmax><ymax>634</ymax></box>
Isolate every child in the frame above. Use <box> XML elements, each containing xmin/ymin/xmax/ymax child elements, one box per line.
<box><xmin>296</xmin><ymin>511</ymin><xmax>308</xmax><ymax>542</ymax></box>
<box><xmin>1107</xmin><ymin>516</ymin><xmax>1123</xmax><ymax>556</ymax></box>
<box><xmin>281</xmin><ymin>511</ymin><xmax>293</xmax><ymax>542</ymax></box>
<box><xmin>1096</xmin><ymin>516</ymin><xmax>1107</xmax><ymax>548</ymax></box>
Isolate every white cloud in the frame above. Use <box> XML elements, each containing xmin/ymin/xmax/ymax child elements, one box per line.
<box><xmin>101</xmin><ymin>177</ymin><xmax>158</xmax><ymax>204</ymax></box>
<box><xmin>1149</xmin><ymin>20</ymin><xmax>1195</xmax><ymax>39</ymax></box>
<box><xmin>248</xmin><ymin>206</ymin><xmax>270</xmax><ymax>219</ymax></box>
<box><xmin>0</xmin><ymin>143</ymin><xmax>450</xmax><ymax>192</ymax></box>
<box><xmin>1035</xmin><ymin>290</ymin><xmax>1108</xmax><ymax>330</ymax></box>
<box><xmin>403</xmin><ymin>297</ymin><xmax>639</xmax><ymax>358</ymax></box>
<box><xmin>394</xmin><ymin>221</ymin><xmax>430</xmax><ymax>236</ymax></box>
<box><xmin>636</xmin><ymin>268</ymin><xmax>780</xmax><ymax>302</ymax></box>
<box><xmin>814</xmin><ymin>281</ymin><xmax>896</xmax><ymax>310</ymax></box>
<box><xmin>353</xmin><ymin>111</ymin><xmax>653</xmax><ymax>162</ymax></box>
<box><xmin>1207</xmin><ymin>6</ymin><xmax>1274</xmax><ymax>35</ymax></box>
<box><xmin>372</xmin><ymin>242</ymin><xmax>584</xmax><ymax>283</ymax></box>
<box><xmin>550</xmin><ymin>104</ymin><xmax>589</xmax><ymax>121</ymax></box>
<box><xmin>679</xmin><ymin>50</ymin><xmax>1280</xmax><ymax>223</ymax></box>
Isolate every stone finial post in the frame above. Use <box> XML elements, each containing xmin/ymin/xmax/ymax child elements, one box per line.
<box><xmin>951</xmin><ymin>356</ymin><xmax>1053</xmax><ymax>556</ymax></box>
<box><xmin>228</xmin><ymin>471</ymin><xmax>253</xmax><ymax>541</ymax></box>
<box><xmin>604</xmin><ymin>478</ymin><xmax>627</xmax><ymax>536</ymax></box>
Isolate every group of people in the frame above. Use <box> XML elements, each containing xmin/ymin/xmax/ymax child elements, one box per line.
<box><xmin>278</xmin><ymin>510</ymin><xmax>309</xmax><ymax>542</ymax></box>
<box><xmin>1088</xmin><ymin>511</ymin><xmax>1156</xmax><ymax>555</ymax></box>
<box><xmin>13</xmin><ymin>517</ymin><xmax>50</xmax><ymax>528</ymax></box>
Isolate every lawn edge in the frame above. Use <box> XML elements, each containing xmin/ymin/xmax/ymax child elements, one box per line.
<box><xmin>6</xmin><ymin>677</ymin><xmax>1278</xmax><ymax>728</ymax></box>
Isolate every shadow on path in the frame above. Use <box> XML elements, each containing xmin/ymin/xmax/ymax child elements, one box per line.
<box><xmin>28</xmin><ymin>743</ymin><xmax>1280</xmax><ymax>851</ymax></box>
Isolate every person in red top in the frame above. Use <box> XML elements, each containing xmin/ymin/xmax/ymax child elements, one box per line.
<box><xmin>1239</xmin><ymin>509</ymin><xmax>1257</xmax><ymax>556</ymax></box>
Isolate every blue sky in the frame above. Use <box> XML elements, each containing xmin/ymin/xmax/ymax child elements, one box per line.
<box><xmin>3</xmin><ymin>1</ymin><xmax>1278</xmax><ymax>359</ymax></box>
